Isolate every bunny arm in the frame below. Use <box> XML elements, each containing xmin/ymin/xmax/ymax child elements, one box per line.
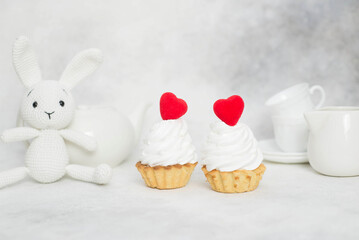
<box><xmin>60</xmin><ymin>129</ymin><xmax>97</xmax><ymax>152</ymax></box>
<box><xmin>1</xmin><ymin>127</ymin><xmax>40</xmax><ymax>143</ymax></box>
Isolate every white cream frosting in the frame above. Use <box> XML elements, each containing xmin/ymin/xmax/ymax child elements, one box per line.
<box><xmin>140</xmin><ymin>119</ymin><xmax>197</xmax><ymax>167</ymax></box>
<box><xmin>202</xmin><ymin>121</ymin><xmax>263</xmax><ymax>172</ymax></box>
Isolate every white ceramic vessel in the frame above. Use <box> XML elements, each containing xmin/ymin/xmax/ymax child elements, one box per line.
<box><xmin>271</xmin><ymin>116</ymin><xmax>309</xmax><ymax>152</ymax></box>
<box><xmin>18</xmin><ymin>104</ymin><xmax>149</xmax><ymax>167</ymax></box>
<box><xmin>259</xmin><ymin>139</ymin><xmax>308</xmax><ymax>164</ymax></box>
<box><xmin>265</xmin><ymin>82</ymin><xmax>326</xmax><ymax>152</ymax></box>
<box><xmin>304</xmin><ymin>107</ymin><xmax>359</xmax><ymax>176</ymax></box>
<box><xmin>265</xmin><ymin>83</ymin><xmax>326</xmax><ymax>117</ymax></box>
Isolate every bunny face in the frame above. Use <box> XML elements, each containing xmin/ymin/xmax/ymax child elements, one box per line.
<box><xmin>12</xmin><ymin>36</ymin><xmax>103</xmax><ymax>129</ymax></box>
<box><xmin>21</xmin><ymin>81</ymin><xmax>75</xmax><ymax>130</ymax></box>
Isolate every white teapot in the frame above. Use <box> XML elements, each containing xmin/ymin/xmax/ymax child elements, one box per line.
<box><xmin>304</xmin><ymin>107</ymin><xmax>359</xmax><ymax>176</ymax></box>
<box><xmin>18</xmin><ymin>104</ymin><xmax>149</xmax><ymax>167</ymax></box>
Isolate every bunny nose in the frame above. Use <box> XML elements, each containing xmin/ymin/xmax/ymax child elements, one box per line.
<box><xmin>44</xmin><ymin>111</ymin><xmax>55</xmax><ymax>120</ymax></box>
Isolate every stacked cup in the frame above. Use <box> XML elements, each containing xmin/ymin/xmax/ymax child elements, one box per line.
<box><xmin>265</xmin><ymin>83</ymin><xmax>326</xmax><ymax>152</ymax></box>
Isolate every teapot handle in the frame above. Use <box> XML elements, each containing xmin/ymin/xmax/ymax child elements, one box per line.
<box><xmin>309</xmin><ymin>85</ymin><xmax>326</xmax><ymax>109</ymax></box>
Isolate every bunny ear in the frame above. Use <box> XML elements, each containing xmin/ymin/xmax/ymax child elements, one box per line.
<box><xmin>59</xmin><ymin>48</ymin><xmax>103</xmax><ymax>89</ymax></box>
<box><xmin>12</xmin><ymin>36</ymin><xmax>42</xmax><ymax>88</ymax></box>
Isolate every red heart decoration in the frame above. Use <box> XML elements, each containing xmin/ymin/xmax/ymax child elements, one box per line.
<box><xmin>160</xmin><ymin>92</ymin><xmax>188</xmax><ymax>120</ymax></box>
<box><xmin>213</xmin><ymin>95</ymin><xmax>245</xmax><ymax>126</ymax></box>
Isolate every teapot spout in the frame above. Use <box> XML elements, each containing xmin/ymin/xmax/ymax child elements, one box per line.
<box><xmin>129</xmin><ymin>102</ymin><xmax>152</xmax><ymax>142</ymax></box>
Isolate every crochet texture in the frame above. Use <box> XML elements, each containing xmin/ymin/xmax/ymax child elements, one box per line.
<box><xmin>0</xmin><ymin>36</ymin><xmax>112</xmax><ymax>188</ymax></box>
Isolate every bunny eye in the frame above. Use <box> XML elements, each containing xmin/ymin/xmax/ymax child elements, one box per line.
<box><xmin>59</xmin><ymin>100</ymin><xmax>65</xmax><ymax>107</ymax></box>
<box><xmin>32</xmin><ymin>101</ymin><xmax>38</xmax><ymax>108</ymax></box>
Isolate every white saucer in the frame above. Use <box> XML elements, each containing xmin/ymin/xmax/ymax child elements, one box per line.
<box><xmin>258</xmin><ymin>139</ymin><xmax>308</xmax><ymax>164</ymax></box>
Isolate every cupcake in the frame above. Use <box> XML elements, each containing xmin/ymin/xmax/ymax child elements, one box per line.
<box><xmin>136</xmin><ymin>92</ymin><xmax>197</xmax><ymax>189</ymax></box>
<box><xmin>202</xmin><ymin>95</ymin><xmax>266</xmax><ymax>193</ymax></box>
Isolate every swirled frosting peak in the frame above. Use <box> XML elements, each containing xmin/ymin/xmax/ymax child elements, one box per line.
<box><xmin>202</xmin><ymin>121</ymin><xmax>263</xmax><ymax>172</ymax></box>
<box><xmin>140</xmin><ymin>119</ymin><xmax>197</xmax><ymax>167</ymax></box>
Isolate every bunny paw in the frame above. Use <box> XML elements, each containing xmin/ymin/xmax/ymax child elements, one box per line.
<box><xmin>93</xmin><ymin>164</ymin><xmax>112</xmax><ymax>184</ymax></box>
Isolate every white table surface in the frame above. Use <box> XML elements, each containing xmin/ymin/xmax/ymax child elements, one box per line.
<box><xmin>0</xmin><ymin>143</ymin><xmax>359</xmax><ymax>240</ymax></box>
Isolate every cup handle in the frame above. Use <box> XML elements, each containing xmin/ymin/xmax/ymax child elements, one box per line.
<box><xmin>309</xmin><ymin>85</ymin><xmax>326</xmax><ymax>109</ymax></box>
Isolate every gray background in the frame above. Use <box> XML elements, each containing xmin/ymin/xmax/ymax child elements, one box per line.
<box><xmin>1</xmin><ymin>0</ymin><xmax>359</xmax><ymax>144</ymax></box>
<box><xmin>1</xmin><ymin>1</ymin><xmax>359</xmax><ymax>239</ymax></box>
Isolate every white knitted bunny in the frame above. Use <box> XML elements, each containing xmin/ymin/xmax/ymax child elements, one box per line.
<box><xmin>0</xmin><ymin>36</ymin><xmax>112</xmax><ymax>188</ymax></box>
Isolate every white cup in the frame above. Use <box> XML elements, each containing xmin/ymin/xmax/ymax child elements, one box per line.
<box><xmin>266</xmin><ymin>83</ymin><xmax>325</xmax><ymax>152</ymax></box>
<box><xmin>265</xmin><ymin>83</ymin><xmax>326</xmax><ymax>117</ymax></box>
<box><xmin>272</xmin><ymin>116</ymin><xmax>308</xmax><ymax>152</ymax></box>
